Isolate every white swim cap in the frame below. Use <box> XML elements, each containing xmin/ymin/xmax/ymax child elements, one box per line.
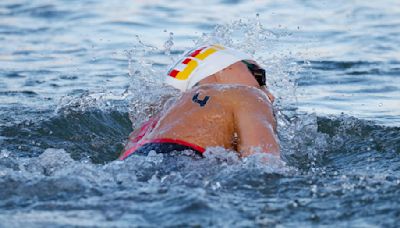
<box><xmin>165</xmin><ymin>44</ymin><xmax>252</xmax><ymax>91</ymax></box>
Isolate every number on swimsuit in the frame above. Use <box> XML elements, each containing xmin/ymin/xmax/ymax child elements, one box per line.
<box><xmin>192</xmin><ymin>93</ymin><xmax>210</xmax><ymax>107</ymax></box>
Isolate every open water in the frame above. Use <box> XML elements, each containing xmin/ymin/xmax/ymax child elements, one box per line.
<box><xmin>0</xmin><ymin>0</ymin><xmax>400</xmax><ymax>227</ymax></box>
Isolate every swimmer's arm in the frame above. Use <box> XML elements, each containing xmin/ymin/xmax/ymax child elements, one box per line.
<box><xmin>235</xmin><ymin>95</ymin><xmax>280</xmax><ymax>157</ymax></box>
<box><xmin>120</xmin><ymin>115</ymin><xmax>160</xmax><ymax>157</ymax></box>
<box><xmin>260</xmin><ymin>86</ymin><xmax>278</xmax><ymax>133</ymax></box>
<box><xmin>126</xmin><ymin>127</ymin><xmax>143</xmax><ymax>143</ymax></box>
<box><xmin>128</xmin><ymin>116</ymin><xmax>160</xmax><ymax>142</ymax></box>
<box><xmin>123</xmin><ymin>96</ymin><xmax>175</xmax><ymax>146</ymax></box>
<box><xmin>119</xmin><ymin>127</ymin><xmax>143</xmax><ymax>158</ymax></box>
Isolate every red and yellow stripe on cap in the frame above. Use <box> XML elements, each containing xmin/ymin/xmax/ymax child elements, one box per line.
<box><xmin>168</xmin><ymin>44</ymin><xmax>225</xmax><ymax>80</ymax></box>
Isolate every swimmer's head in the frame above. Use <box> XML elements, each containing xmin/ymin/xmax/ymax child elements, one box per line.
<box><xmin>197</xmin><ymin>60</ymin><xmax>275</xmax><ymax>103</ymax></box>
<box><xmin>199</xmin><ymin>60</ymin><xmax>265</xmax><ymax>88</ymax></box>
<box><xmin>165</xmin><ymin>44</ymin><xmax>257</xmax><ymax>91</ymax></box>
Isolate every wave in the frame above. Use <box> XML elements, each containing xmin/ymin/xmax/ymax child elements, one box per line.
<box><xmin>0</xmin><ymin>107</ymin><xmax>399</xmax><ymax>226</ymax></box>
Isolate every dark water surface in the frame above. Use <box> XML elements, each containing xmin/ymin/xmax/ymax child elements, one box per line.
<box><xmin>1</xmin><ymin>0</ymin><xmax>400</xmax><ymax>227</ymax></box>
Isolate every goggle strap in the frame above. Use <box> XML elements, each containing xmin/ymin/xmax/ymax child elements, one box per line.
<box><xmin>241</xmin><ymin>60</ymin><xmax>266</xmax><ymax>86</ymax></box>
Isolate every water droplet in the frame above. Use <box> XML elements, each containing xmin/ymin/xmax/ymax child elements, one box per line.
<box><xmin>163</xmin><ymin>32</ymin><xmax>174</xmax><ymax>56</ymax></box>
<box><xmin>291</xmin><ymin>200</ymin><xmax>299</xmax><ymax>207</ymax></box>
<box><xmin>0</xmin><ymin>149</ymin><xmax>10</xmax><ymax>158</ymax></box>
<box><xmin>311</xmin><ymin>185</ymin><xmax>317</xmax><ymax>193</ymax></box>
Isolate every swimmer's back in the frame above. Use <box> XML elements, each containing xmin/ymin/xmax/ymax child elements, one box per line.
<box><xmin>145</xmin><ymin>84</ymin><xmax>279</xmax><ymax>156</ymax></box>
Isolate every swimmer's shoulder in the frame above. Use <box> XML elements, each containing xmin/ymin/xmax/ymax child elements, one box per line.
<box><xmin>189</xmin><ymin>84</ymin><xmax>271</xmax><ymax>105</ymax></box>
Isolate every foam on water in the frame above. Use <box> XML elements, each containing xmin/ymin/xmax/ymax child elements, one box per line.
<box><xmin>0</xmin><ymin>144</ymin><xmax>295</xmax><ymax>225</ymax></box>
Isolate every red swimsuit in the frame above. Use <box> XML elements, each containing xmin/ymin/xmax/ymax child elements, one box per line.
<box><xmin>119</xmin><ymin>118</ymin><xmax>205</xmax><ymax>160</ymax></box>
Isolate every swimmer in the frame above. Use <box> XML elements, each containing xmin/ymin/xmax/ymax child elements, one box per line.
<box><xmin>119</xmin><ymin>44</ymin><xmax>279</xmax><ymax>160</ymax></box>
